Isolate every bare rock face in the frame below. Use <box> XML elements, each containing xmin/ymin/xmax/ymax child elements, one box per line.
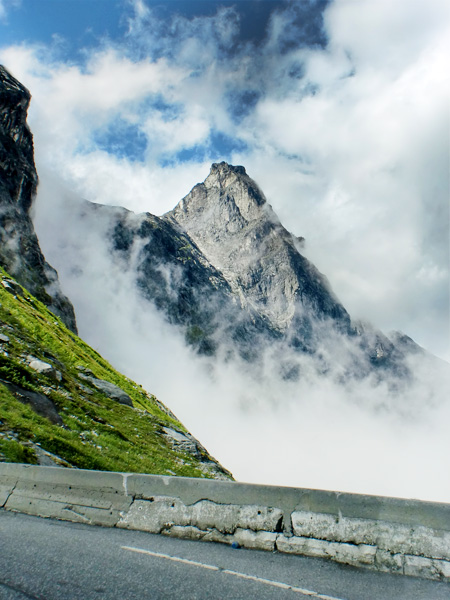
<box><xmin>77</xmin><ymin>367</ymin><xmax>134</xmax><ymax>407</ymax></box>
<box><xmin>166</xmin><ymin>162</ymin><xmax>351</xmax><ymax>345</ymax></box>
<box><xmin>162</xmin><ymin>163</ymin><xmax>424</xmax><ymax>379</ymax></box>
<box><xmin>0</xmin><ymin>65</ymin><xmax>77</xmax><ymax>333</ymax></box>
<box><xmin>3</xmin><ymin>381</ymin><xmax>63</xmax><ymax>426</ymax></box>
<box><xmin>62</xmin><ymin>161</ymin><xmax>433</xmax><ymax>385</ymax></box>
<box><xmin>73</xmin><ymin>198</ymin><xmax>274</xmax><ymax>360</ymax></box>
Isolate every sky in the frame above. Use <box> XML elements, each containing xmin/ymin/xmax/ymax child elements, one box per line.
<box><xmin>1</xmin><ymin>0</ymin><xmax>449</xmax><ymax>499</ymax></box>
<box><xmin>0</xmin><ymin>0</ymin><xmax>448</xmax><ymax>360</ymax></box>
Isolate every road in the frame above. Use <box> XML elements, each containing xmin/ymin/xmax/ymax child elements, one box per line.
<box><xmin>1</xmin><ymin>510</ymin><xmax>448</xmax><ymax>599</ymax></box>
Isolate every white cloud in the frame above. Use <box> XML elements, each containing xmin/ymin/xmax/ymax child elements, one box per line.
<box><xmin>33</xmin><ymin>168</ymin><xmax>450</xmax><ymax>502</ymax></box>
<box><xmin>1</xmin><ymin>0</ymin><xmax>449</xmax><ymax>498</ymax></box>
<box><xmin>1</xmin><ymin>0</ymin><xmax>447</xmax><ymax>352</ymax></box>
<box><xmin>43</xmin><ymin>150</ymin><xmax>211</xmax><ymax>215</ymax></box>
<box><xmin>325</xmin><ymin>0</ymin><xmax>450</xmax><ymax>73</ymax></box>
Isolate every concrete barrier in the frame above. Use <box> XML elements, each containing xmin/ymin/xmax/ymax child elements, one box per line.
<box><xmin>1</xmin><ymin>463</ymin><xmax>449</xmax><ymax>581</ymax></box>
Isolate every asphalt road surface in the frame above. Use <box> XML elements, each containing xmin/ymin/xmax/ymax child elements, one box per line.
<box><xmin>1</xmin><ymin>510</ymin><xmax>449</xmax><ymax>599</ymax></box>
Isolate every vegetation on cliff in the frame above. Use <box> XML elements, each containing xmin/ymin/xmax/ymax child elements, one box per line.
<box><xmin>0</xmin><ymin>266</ymin><xmax>231</xmax><ymax>479</ymax></box>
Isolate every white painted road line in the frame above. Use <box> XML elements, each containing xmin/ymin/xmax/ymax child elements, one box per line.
<box><xmin>121</xmin><ymin>546</ymin><xmax>220</xmax><ymax>571</ymax></box>
<box><xmin>121</xmin><ymin>546</ymin><xmax>349</xmax><ymax>600</ymax></box>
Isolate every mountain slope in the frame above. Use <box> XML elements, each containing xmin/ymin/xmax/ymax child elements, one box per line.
<box><xmin>0</xmin><ymin>266</ymin><xmax>231</xmax><ymax>478</ymax></box>
<box><xmin>0</xmin><ymin>65</ymin><xmax>77</xmax><ymax>333</ymax></box>
<box><xmin>43</xmin><ymin>161</ymin><xmax>442</xmax><ymax>392</ymax></box>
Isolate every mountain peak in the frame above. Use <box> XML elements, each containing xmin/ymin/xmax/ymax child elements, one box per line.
<box><xmin>166</xmin><ymin>163</ymin><xmax>349</xmax><ymax>333</ymax></box>
<box><xmin>168</xmin><ymin>162</ymin><xmax>269</xmax><ymax>234</ymax></box>
<box><xmin>203</xmin><ymin>161</ymin><xmax>266</xmax><ymax>211</ymax></box>
<box><xmin>209</xmin><ymin>161</ymin><xmax>247</xmax><ymax>177</ymax></box>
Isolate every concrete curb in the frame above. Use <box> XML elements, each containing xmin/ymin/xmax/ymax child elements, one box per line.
<box><xmin>1</xmin><ymin>463</ymin><xmax>449</xmax><ymax>581</ymax></box>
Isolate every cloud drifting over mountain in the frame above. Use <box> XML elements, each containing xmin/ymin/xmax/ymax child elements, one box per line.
<box><xmin>1</xmin><ymin>0</ymin><xmax>448</xmax><ymax>361</ymax></box>
<box><xmin>0</xmin><ymin>1</ymin><xmax>449</xmax><ymax>499</ymax></box>
<box><xmin>33</xmin><ymin>162</ymin><xmax>450</xmax><ymax>503</ymax></box>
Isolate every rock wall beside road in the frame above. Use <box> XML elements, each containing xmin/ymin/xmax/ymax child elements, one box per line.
<box><xmin>1</xmin><ymin>463</ymin><xmax>449</xmax><ymax>582</ymax></box>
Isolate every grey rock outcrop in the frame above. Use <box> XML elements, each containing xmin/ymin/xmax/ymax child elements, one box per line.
<box><xmin>3</xmin><ymin>381</ymin><xmax>63</xmax><ymax>425</ymax></box>
<box><xmin>27</xmin><ymin>356</ymin><xmax>62</xmax><ymax>383</ymax></box>
<box><xmin>76</xmin><ymin>199</ymin><xmax>275</xmax><ymax>360</ymax></box>
<box><xmin>161</xmin><ymin>163</ymin><xmax>430</xmax><ymax>380</ymax></box>
<box><xmin>77</xmin><ymin>368</ymin><xmax>133</xmax><ymax>407</ymax></box>
<box><xmin>0</xmin><ymin>65</ymin><xmax>77</xmax><ymax>333</ymax></box>
<box><xmin>161</xmin><ymin>427</ymin><xmax>234</xmax><ymax>479</ymax></box>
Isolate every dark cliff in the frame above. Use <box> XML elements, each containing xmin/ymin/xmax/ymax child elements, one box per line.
<box><xmin>0</xmin><ymin>65</ymin><xmax>77</xmax><ymax>333</ymax></box>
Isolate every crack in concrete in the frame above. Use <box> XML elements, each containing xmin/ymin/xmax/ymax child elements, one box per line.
<box><xmin>2</xmin><ymin>479</ymin><xmax>18</xmax><ymax>508</ymax></box>
<box><xmin>62</xmin><ymin>506</ymin><xmax>90</xmax><ymax>523</ymax></box>
<box><xmin>0</xmin><ymin>579</ymin><xmax>42</xmax><ymax>600</ymax></box>
<box><xmin>275</xmin><ymin>514</ymin><xmax>284</xmax><ymax>533</ymax></box>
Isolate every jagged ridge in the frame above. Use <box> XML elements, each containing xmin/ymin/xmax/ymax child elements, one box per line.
<box><xmin>166</xmin><ymin>162</ymin><xmax>351</xmax><ymax>338</ymax></box>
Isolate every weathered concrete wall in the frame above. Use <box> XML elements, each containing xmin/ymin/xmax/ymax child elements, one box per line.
<box><xmin>1</xmin><ymin>463</ymin><xmax>449</xmax><ymax>582</ymax></box>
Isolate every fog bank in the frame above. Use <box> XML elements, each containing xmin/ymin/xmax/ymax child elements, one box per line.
<box><xmin>34</xmin><ymin>171</ymin><xmax>450</xmax><ymax>502</ymax></box>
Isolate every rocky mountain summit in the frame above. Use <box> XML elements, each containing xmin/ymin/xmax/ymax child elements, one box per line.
<box><xmin>54</xmin><ymin>160</ymin><xmax>444</xmax><ymax>391</ymax></box>
<box><xmin>74</xmin><ymin>162</ymin><xmax>348</xmax><ymax>365</ymax></box>
<box><xmin>0</xmin><ymin>66</ymin><xmax>77</xmax><ymax>333</ymax></box>
<box><xmin>166</xmin><ymin>162</ymin><xmax>351</xmax><ymax>343</ymax></box>
<box><xmin>164</xmin><ymin>163</ymin><xmax>428</xmax><ymax>382</ymax></box>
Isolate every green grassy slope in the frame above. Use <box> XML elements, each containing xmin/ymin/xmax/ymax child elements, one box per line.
<box><xmin>0</xmin><ymin>267</ymin><xmax>231</xmax><ymax>479</ymax></box>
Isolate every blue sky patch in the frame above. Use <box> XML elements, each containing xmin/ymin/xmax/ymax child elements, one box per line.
<box><xmin>93</xmin><ymin>119</ymin><xmax>147</xmax><ymax>162</ymax></box>
<box><xmin>1</xmin><ymin>0</ymin><xmax>125</xmax><ymax>64</ymax></box>
<box><xmin>227</xmin><ymin>90</ymin><xmax>261</xmax><ymax>122</ymax></box>
<box><xmin>160</xmin><ymin>130</ymin><xmax>248</xmax><ymax>167</ymax></box>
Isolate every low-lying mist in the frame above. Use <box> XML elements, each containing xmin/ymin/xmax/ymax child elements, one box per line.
<box><xmin>34</xmin><ymin>170</ymin><xmax>450</xmax><ymax>503</ymax></box>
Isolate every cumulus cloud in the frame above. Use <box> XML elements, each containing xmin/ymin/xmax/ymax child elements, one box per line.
<box><xmin>1</xmin><ymin>0</ymin><xmax>449</xmax><ymax>498</ymax></box>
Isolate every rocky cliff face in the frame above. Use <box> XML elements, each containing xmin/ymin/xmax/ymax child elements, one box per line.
<box><xmin>53</xmin><ymin>161</ymin><xmax>435</xmax><ymax>387</ymax></box>
<box><xmin>166</xmin><ymin>163</ymin><xmax>352</xmax><ymax>351</ymax></box>
<box><xmin>168</xmin><ymin>163</ymin><xmax>349</xmax><ymax>330</ymax></box>
<box><xmin>0</xmin><ymin>65</ymin><xmax>77</xmax><ymax>333</ymax></box>
<box><xmin>164</xmin><ymin>163</ymin><xmax>425</xmax><ymax>381</ymax></box>
<box><xmin>71</xmin><ymin>197</ymin><xmax>276</xmax><ymax>360</ymax></box>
